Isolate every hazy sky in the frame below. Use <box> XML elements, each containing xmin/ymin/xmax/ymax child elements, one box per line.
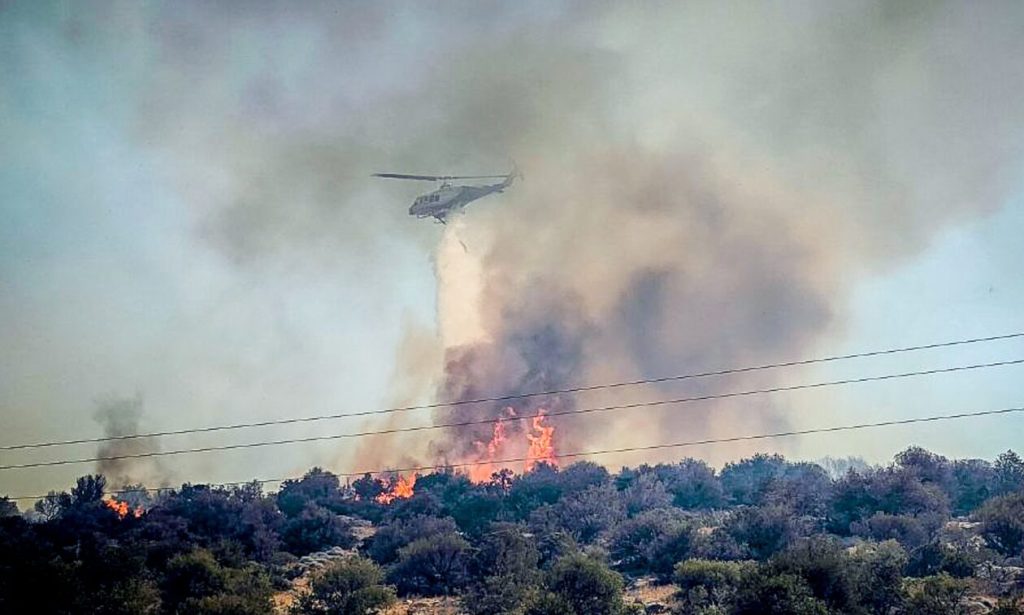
<box><xmin>2</xmin><ymin>1</ymin><xmax>1023</xmax><ymax>500</ymax></box>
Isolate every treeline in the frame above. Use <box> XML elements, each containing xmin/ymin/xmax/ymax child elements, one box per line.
<box><xmin>1</xmin><ymin>447</ymin><xmax>1023</xmax><ymax>614</ymax></box>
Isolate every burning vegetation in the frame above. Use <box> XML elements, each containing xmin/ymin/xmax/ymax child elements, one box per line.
<box><xmin>375</xmin><ymin>474</ymin><xmax>417</xmax><ymax>504</ymax></box>
<box><xmin>370</xmin><ymin>407</ymin><xmax>560</xmax><ymax>501</ymax></box>
<box><xmin>102</xmin><ymin>496</ymin><xmax>144</xmax><ymax>519</ymax></box>
<box><xmin>465</xmin><ymin>407</ymin><xmax>560</xmax><ymax>482</ymax></box>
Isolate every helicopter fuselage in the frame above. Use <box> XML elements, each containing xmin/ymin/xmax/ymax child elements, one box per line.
<box><xmin>408</xmin><ymin>176</ymin><xmax>513</xmax><ymax>223</ymax></box>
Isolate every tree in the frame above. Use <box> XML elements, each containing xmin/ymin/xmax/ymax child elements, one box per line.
<box><xmin>976</xmin><ymin>492</ymin><xmax>1024</xmax><ymax>557</ymax></box>
<box><xmin>388</xmin><ymin>532</ymin><xmax>471</xmax><ymax>596</ymax></box>
<box><xmin>652</xmin><ymin>459</ymin><xmax>724</xmax><ymax>509</ymax></box>
<box><xmin>722</xmin><ymin>504</ymin><xmax>798</xmax><ymax>560</ymax></box>
<box><xmin>721</xmin><ymin>453</ymin><xmax>788</xmax><ymax>506</ymax></box>
<box><xmin>951</xmin><ymin>458</ymin><xmax>995</xmax><ymax>515</ymax></box>
<box><xmin>71</xmin><ymin>474</ymin><xmax>107</xmax><ymax>506</ymax></box>
<box><xmin>0</xmin><ymin>497</ymin><xmax>17</xmax><ymax>518</ymax></box>
<box><xmin>766</xmin><ymin>462</ymin><xmax>832</xmax><ymax>516</ymax></box>
<box><xmin>994</xmin><ymin>450</ymin><xmax>1024</xmax><ymax>495</ymax></box>
<box><xmin>292</xmin><ymin>556</ymin><xmax>395</xmax><ymax>615</ymax></box>
<box><xmin>351</xmin><ymin>473</ymin><xmax>385</xmax><ymax>503</ymax></box>
<box><xmin>558</xmin><ymin>461</ymin><xmax>611</xmax><ymax>492</ymax></box>
<box><xmin>828</xmin><ymin>467</ymin><xmax>949</xmax><ymax>535</ymax></box>
<box><xmin>895</xmin><ymin>446</ymin><xmax>956</xmax><ymax>497</ymax></box>
<box><xmin>545</xmin><ymin>555</ymin><xmax>639</xmax><ymax>615</ymax></box>
<box><xmin>277</xmin><ymin>468</ymin><xmax>343</xmax><ymax>516</ymax></box>
<box><xmin>34</xmin><ymin>490</ymin><xmax>70</xmax><ymax>521</ymax></box>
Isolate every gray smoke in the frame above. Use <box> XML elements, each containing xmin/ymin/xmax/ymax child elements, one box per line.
<box><xmin>9</xmin><ymin>2</ymin><xmax>1021</xmax><ymax>481</ymax></box>
<box><xmin>93</xmin><ymin>395</ymin><xmax>170</xmax><ymax>489</ymax></box>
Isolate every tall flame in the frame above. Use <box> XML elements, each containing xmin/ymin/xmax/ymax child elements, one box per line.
<box><xmin>376</xmin><ymin>473</ymin><xmax>417</xmax><ymax>504</ymax></box>
<box><xmin>465</xmin><ymin>407</ymin><xmax>558</xmax><ymax>482</ymax></box>
<box><xmin>103</xmin><ymin>497</ymin><xmax>143</xmax><ymax>519</ymax></box>
<box><xmin>467</xmin><ymin>412</ymin><xmax>510</xmax><ymax>482</ymax></box>
<box><xmin>525</xmin><ymin>409</ymin><xmax>558</xmax><ymax>471</ymax></box>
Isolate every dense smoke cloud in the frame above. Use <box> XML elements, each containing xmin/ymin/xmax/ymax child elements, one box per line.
<box><xmin>150</xmin><ymin>1</ymin><xmax>1023</xmax><ymax>468</ymax></box>
<box><xmin>3</xmin><ymin>1</ymin><xmax>1023</xmax><ymax>490</ymax></box>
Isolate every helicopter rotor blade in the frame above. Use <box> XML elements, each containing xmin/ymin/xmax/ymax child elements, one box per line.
<box><xmin>442</xmin><ymin>175</ymin><xmax>510</xmax><ymax>180</ymax></box>
<box><xmin>373</xmin><ymin>173</ymin><xmax>510</xmax><ymax>181</ymax></box>
<box><xmin>372</xmin><ymin>173</ymin><xmax>443</xmax><ymax>181</ymax></box>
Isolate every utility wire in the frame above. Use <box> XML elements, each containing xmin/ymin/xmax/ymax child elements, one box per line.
<box><xmin>2</xmin><ymin>358</ymin><xmax>1020</xmax><ymax>471</ymax></box>
<box><xmin>6</xmin><ymin>404</ymin><xmax>1023</xmax><ymax>502</ymax></box>
<box><xmin>3</xmin><ymin>331</ymin><xmax>1022</xmax><ymax>452</ymax></box>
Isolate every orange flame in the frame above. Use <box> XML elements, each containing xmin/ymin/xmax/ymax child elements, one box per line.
<box><xmin>467</xmin><ymin>413</ymin><xmax>510</xmax><ymax>482</ymax></box>
<box><xmin>464</xmin><ymin>407</ymin><xmax>559</xmax><ymax>482</ymax></box>
<box><xmin>376</xmin><ymin>473</ymin><xmax>417</xmax><ymax>504</ymax></box>
<box><xmin>103</xmin><ymin>497</ymin><xmax>143</xmax><ymax>519</ymax></box>
<box><xmin>525</xmin><ymin>409</ymin><xmax>558</xmax><ymax>471</ymax></box>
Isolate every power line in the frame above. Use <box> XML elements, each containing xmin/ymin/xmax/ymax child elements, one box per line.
<box><xmin>2</xmin><ymin>358</ymin><xmax>1020</xmax><ymax>471</ymax></box>
<box><xmin>3</xmin><ymin>331</ymin><xmax>1022</xmax><ymax>452</ymax></box>
<box><xmin>7</xmin><ymin>404</ymin><xmax>1023</xmax><ymax>502</ymax></box>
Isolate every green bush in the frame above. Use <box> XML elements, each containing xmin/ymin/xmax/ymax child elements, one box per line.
<box><xmin>733</xmin><ymin>570</ymin><xmax>828</xmax><ymax>615</ymax></box>
<box><xmin>977</xmin><ymin>492</ymin><xmax>1024</xmax><ymax>557</ymax></box>
<box><xmin>608</xmin><ymin>508</ymin><xmax>694</xmax><ymax>578</ymax></box>
<box><xmin>292</xmin><ymin>556</ymin><xmax>395</xmax><ymax>615</ymax></box>
<box><xmin>545</xmin><ymin>554</ymin><xmax>639</xmax><ymax>615</ymax></box>
<box><xmin>162</xmin><ymin>548</ymin><xmax>273</xmax><ymax>615</ymax></box>
<box><xmin>388</xmin><ymin>531</ymin><xmax>471</xmax><ymax>596</ymax></box>
<box><xmin>674</xmin><ymin>559</ymin><xmax>751</xmax><ymax>612</ymax></box>
<box><xmin>903</xmin><ymin>573</ymin><xmax>970</xmax><ymax>615</ymax></box>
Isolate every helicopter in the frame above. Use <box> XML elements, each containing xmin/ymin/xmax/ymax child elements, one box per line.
<box><xmin>373</xmin><ymin>166</ymin><xmax>520</xmax><ymax>223</ymax></box>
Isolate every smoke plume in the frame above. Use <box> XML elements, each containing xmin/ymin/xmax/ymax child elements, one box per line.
<box><xmin>93</xmin><ymin>395</ymin><xmax>171</xmax><ymax>489</ymax></box>
<box><xmin>6</xmin><ymin>2</ymin><xmax>1021</xmax><ymax>487</ymax></box>
<box><xmin>120</xmin><ymin>1</ymin><xmax>1024</xmax><ymax>469</ymax></box>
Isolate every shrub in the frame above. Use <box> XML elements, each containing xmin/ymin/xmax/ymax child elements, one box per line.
<box><xmin>530</xmin><ymin>484</ymin><xmax>625</xmax><ymax>544</ymax></box>
<box><xmin>162</xmin><ymin>548</ymin><xmax>273</xmax><ymax>615</ymax></box>
<box><xmin>608</xmin><ymin>508</ymin><xmax>693</xmax><ymax>578</ymax></box>
<box><xmin>674</xmin><ymin>559</ymin><xmax>751</xmax><ymax>611</ymax></box>
<box><xmin>903</xmin><ymin>573</ymin><xmax>970</xmax><ymax>615</ymax></box>
<box><xmin>280</xmin><ymin>504</ymin><xmax>356</xmax><ymax>556</ymax></box>
<box><xmin>977</xmin><ymin>492</ymin><xmax>1024</xmax><ymax>557</ymax></box>
<box><xmin>722</xmin><ymin>505</ymin><xmax>797</xmax><ymax>560</ymax></box>
<box><xmin>365</xmin><ymin>515</ymin><xmax>459</xmax><ymax>565</ymax></box>
<box><xmin>721</xmin><ymin>454</ymin><xmax>788</xmax><ymax>506</ymax></box>
<box><xmin>619</xmin><ymin>472</ymin><xmax>672</xmax><ymax>516</ymax></box>
<box><xmin>388</xmin><ymin>532</ymin><xmax>471</xmax><ymax>596</ymax></box>
<box><xmin>768</xmin><ymin>537</ymin><xmax>860</xmax><ymax>613</ymax></box>
<box><xmin>545</xmin><ymin>555</ymin><xmax>639</xmax><ymax>615</ymax></box>
<box><xmin>906</xmin><ymin>542</ymin><xmax>975</xmax><ymax>578</ymax></box>
<box><xmin>848</xmin><ymin>540</ymin><xmax>907</xmax><ymax>613</ymax></box>
<box><xmin>855</xmin><ymin>512</ymin><xmax>930</xmax><ymax>549</ymax></box>
<box><xmin>292</xmin><ymin>556</ymin><xmax>395</xmax><ymax>615</ymax></box>
<box><xmin>644</xmin><ymin>460</ymin><xmax>725</xmax><ymax>509</ymax></box>
<box><xmin>733</xmin><ymin>570</ymin><xmax>828</xmax><ymax>615</ymax></box>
